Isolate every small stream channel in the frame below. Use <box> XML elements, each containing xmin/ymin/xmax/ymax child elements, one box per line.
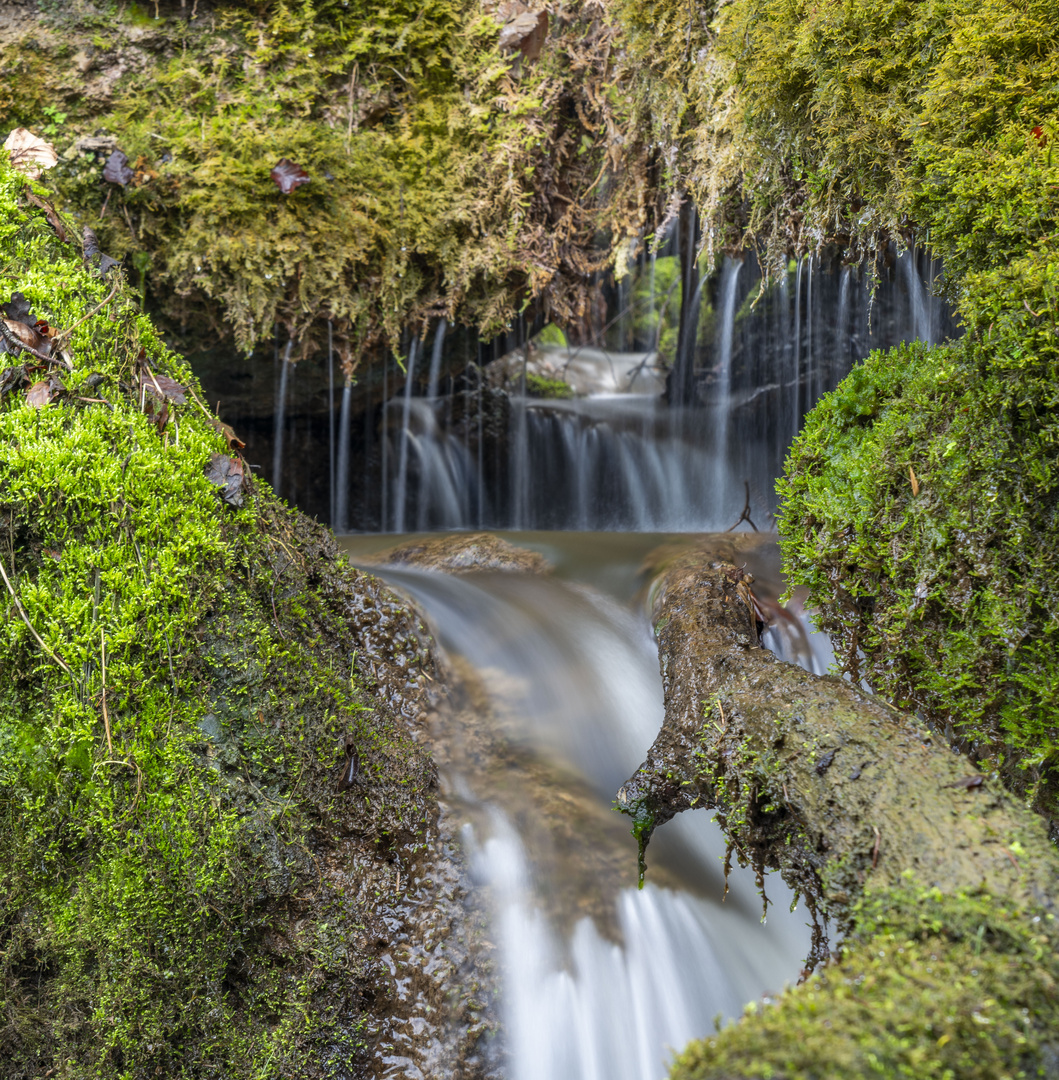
<box><xmin>341</xmin><ymin>532</ymin><xmax>832</xmax><ymax>1080</ymax></box>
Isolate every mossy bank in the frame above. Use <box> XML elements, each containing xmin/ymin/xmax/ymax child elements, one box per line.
<box><xmin>0</xmin><ymin>162</ymin><xmax>494</xmax><ymax>1078</ymax></box>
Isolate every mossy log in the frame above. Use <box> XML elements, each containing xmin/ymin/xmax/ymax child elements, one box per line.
<box><xmin>618</xmin><ymin>549</ymin><xmax>1059</xmax><ymax>1078</ymax></box>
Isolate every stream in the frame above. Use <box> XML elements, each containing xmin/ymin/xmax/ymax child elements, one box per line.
<box><xmin>313</xmin><ymin>250</ymin><xmax>950</xmax><ymax>1078</ymax></box>
<box><xmin>341</xmin><ymin>533</ymin><xmax>831</xmax><ymax>1080</ymax></box>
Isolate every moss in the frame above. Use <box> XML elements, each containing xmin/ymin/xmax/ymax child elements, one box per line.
<box><xmin>524</xmin><ymin>372</ymin><xmax>574</xmax><ymax>399</ymax></box>
<box><xmin>0</xmin><ymin>160</ymin><xmax>441</xmax><ymax>1075</ymax></box>
<box><xmin>2</xmin><ymin>1</ymin><xmax>654</xmax><ymax>362</ymax></box>
<box><xmin>671</xmin><ymin>883</ymin><xmax>1059</xmax><ymax>1080</ymax></box>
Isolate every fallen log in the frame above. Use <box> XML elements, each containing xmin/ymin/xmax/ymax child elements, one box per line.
<box><xmin>617</xmin><ymin>549</ymin><xmax>1059</xmax><ymax>1078</ymax></box>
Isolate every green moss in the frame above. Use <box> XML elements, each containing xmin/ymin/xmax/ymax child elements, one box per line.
<box><xmin>0</xmin><ymin>160</ymin><xmax>437</xmax><ymax>1075</ymax></box>
<box><xmin>524</xmin><ymin>372</ymin><xmax>574</xmax><ymax>399</ymax></box>
<box><xmin>2</xmin><ymin>1</ymin><xmax>653</xmax><ymax>360</ymax></box>
<box><xmin>672</xmin><ymin>883</ymin><xmax>1059</xmax><ymax>1080</ymax></box>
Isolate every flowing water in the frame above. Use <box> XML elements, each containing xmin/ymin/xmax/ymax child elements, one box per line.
<box><xmin>306</xmin><ymin>251</ymin><xmax>948</xmax><ymax>1077</ymax></box>
<box><xmin>315</xmin><ymin>249</ymin><xmax>953</xmax><ymax>534</ymax></box>
<box><xmin>342</xmin><ymin>533</ymin><xmax>833</xmax><ymax>1080</ymax></box>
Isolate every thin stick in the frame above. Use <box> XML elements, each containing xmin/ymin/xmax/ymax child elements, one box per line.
<box><xmin>0</xmin><ymin>560</ymin><xmax>72</xmax><ymax>675</ymax></box>
<box><xmin>101</xmin><ymin>630</ymin><xmax>113</xmax><ymax>753</ymax></box>
<box><xmin>871</xmin><ymin>825</ymin><xmax>881</xmax><ymax>869</ymax></box>
<box><xmin>51</xmin><ymin>280</ymin><xmax>120</xmax><ymax>351</ymax></box>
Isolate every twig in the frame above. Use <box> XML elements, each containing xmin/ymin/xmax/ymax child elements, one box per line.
<box><xmin>725</xmin><ymin>480</ymin><xmax>760</xmax><ymax>533</ymax></box>
<box><xmin>871</xmin><ymin>825</ymin><xmax>881</xmax><ymax>869</ymax></box>
<box><xmin>0</xmin><ymin>560</ymin><xmax>72</xmax><ymax>675</ymax></box>
<box><xmin>101</xmin><ymin>629</ymin><xmax>113</xmax><ymax>753</ymax></box>
<box><xmin>0</xmin><ymin>318</ymin><xmax>71</xmax><ymax>371</ymax></box>
<box><xmin>51</xmin><ymin>279</ymin><xmax>120</xmax><ymax>351</ymax></box>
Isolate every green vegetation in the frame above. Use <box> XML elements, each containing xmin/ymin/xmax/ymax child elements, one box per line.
<box><xmin>672</xmin><ymin>883</ymin><xmax>1059</xmax><ymax>1080</ymax></box>
<box><xmin>0</xmin><ymin>160</ymin><xmax>439</xmax><ymax>1076</ymax></box>
<box><xmin>524</xmin><ymin>372</ymin><xmax>574</xmax><ymax>399</ymax></box>
<box><xmin>2</xmin><ymin>0</ymin><xmax>652</xmax><ymax>366</ymax></box>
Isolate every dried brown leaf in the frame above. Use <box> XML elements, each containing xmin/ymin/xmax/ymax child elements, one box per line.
<box><xmin>205</xmin><ymin>453</ymin><xmax>247</xmax><ymax>508</ymax></box>
<box><xmin>103</xmin><ymin>150</ymin><xmax>134</xmax><ymax>186</ymax></box>
<box><xmin>270</xmin><ymin>158</ymin><xmax>311</xmax><ymax>194</ymax></box>
<box><xmin>3</xmin><ymin>128</ymin><xmax>58</xmax><ymax>179</ymax></box>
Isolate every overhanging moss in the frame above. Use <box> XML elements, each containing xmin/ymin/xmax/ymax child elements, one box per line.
<box><xmin>2</xmin><ymin>0</ymin><xmax>655</xmax><ymax>364</ymax></box>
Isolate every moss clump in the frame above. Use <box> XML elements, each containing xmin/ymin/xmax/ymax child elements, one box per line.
<box><xmin>778</xmin><ymin>320</ymin><xmax>1059</xmax><ymax>816</ymax></box>
<box><xmin>671</xmin><ymin>884</ymin><xmax>1059</xmax><ymax>1080</ymax></box>
<box><xmin>524</xmin><ymin>372</ymin><xmax>574</xmax><ymax>399</ymax></box>
<box><xmin>2</xmin><ymin>1</ymin><xmax>654</xmax><ymax>362</ymax></box>
<box><xmin>0</xmin><ymin>160</ymin><xmax>443</xmax><ymax>1075</ymax></box>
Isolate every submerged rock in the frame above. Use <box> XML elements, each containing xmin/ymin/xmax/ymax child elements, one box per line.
<box><xmin>367</xmin><ymin>532</ymin><xmax>552</xmax><ymax>575</ymax></box>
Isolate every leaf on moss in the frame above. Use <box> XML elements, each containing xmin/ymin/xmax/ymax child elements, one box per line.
<box><xmin>83</xmin><ymin>227</ymin><xmax>121</xmax><ymax>275</ymax></box>
<box><xmin>1</xmin><ymin>318</ymin><xmax>50</xmax><ymax>357</ymax></box>
<box><xmin>25</xmin><ymin>376</ymin><xmax>63</xmax><ymax>409</ymax></box>
<box><xmin>2</xmin><ymin>128</ymin><xmax>58</xmax><ymax>179</ymax></box>
<box><xmin>102</xmin><ymin>150</ymin><xmax>134</xmax><ymax>186</ymax></box>
<box><xmin>270</xmin><ymin>158</ymin><xmax>310</xmax><ymax>194</ymax></box>
<box><xmin>0</xmin><ymin>364</ymin><xmax>27</xmax><ymax>397</ymax></box>
<box><xmin>497</xmin><ymin>5</ymin><xmax>548</xmax><ymax>60</ymax></box>
<box><xmin>206</xmin><ymin>453</ymin><xmax>247</xmax><ymax>508</ymax></box>
<box><xmin>209</xmin><ymin>417</ymin><xmax>246</xmax><ymax>450</ymax></box>
<box><xmin>139</xmin><ymin>368</ymin><xmax>188</xmax><ymax>404</ymax></box>
<box><xmin>1</xmin><ymin>292</ymin><xmax>34</xmax><ymax>324</ymax></box>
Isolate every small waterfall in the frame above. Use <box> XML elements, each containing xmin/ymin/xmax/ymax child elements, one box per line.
<box><xmin>427</xmin><ymin>317</ymin><xmax>448</xmax><ymax>400</ymax></box>
<box><xmin>901</xmin><ymin>247</ymin><xmax>935</xmax><ymax>345</ymax></box>
<box><xmin>271</xmin><ymin>338</ymin><xmax>294</xmax><ymax>498</ymax></box>
<box><xmin>354</xmin><ymin>554</ymin><xmax>811</xmax><ymax>1080</ymax></box>
<box><xmin>394</xmin><ymin>338</ymin><xmax>420</xmax><ymax>534</ymax></box>
<box><xmin>335</xmin><ymin>380</ymin><xmax>353</xmax><ymax>532</ymax></box>
<box><xmin>327</xmin><ymin>320</ymin><xmax>335</xmax><ymax>524</ymax></box>
<box><xmin>338</xmin><ymin>246</ymin><xmax>955</xmax><ymax>533</ymax></box>
<box><xmin>711</xmin><ymin>257</ymin><xmax>744</xmax><ymax>512</ymax></box>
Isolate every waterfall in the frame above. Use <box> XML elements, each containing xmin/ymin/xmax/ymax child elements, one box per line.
<box><xmin>327</xmin><ymin>320</ymin><xmax>335</xmax><ymax>524</ymax></box>
<box><xmin>394</xmin><ymin>338</ymin><xmax>420</xmax><ymax>534</ymax></box>
<box><xmin>711</xmin><ymin>257</ymin><xmax>744</xmax><ymax>513</ymax></box>
<box><xmin>330</xmin><ymin>246</ymin><xmax>954</xmax><ymax>533</ymax></box>
<box><xmin>352</xmin><ymin>549</ymin><xmax>812</xmax><ymax>1080</ymax></box>
<box><xmin>902</xmin><ymin>246</ymin><xmax>935</xmax><ymax>345</ymax></box>
<box><xmin>271</xmin><ymin>338</ymin><xmax>294</xmax><ymax>498</ymax></box>
<box><xmin>427</xmin><ymin>317</ymin><xmax>448</xmax><ymax>400</ymax></box>
<box><xmin>335</xmin><ymin>380</ymin><xmax>352</xmax><ymax>532</ymax></box>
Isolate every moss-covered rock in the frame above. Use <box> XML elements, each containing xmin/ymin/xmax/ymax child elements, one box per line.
<box><xmin>1</xmin><ymin>0</ymin><xmax>654</xmax><ymax>362</ymax></box>
<box><xmin>0</xmin><ymin>160</ymin><xmax>491</xmax><ymax>1077</ymax></box>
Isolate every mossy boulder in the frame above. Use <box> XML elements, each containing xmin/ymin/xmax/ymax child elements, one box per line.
<box><xmin>0</xmin><ymin>160</ymin><xmax>491</xmax><ymax>1077</ymax></box>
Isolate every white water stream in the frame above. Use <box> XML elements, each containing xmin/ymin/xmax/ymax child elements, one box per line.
<box><xmin>343</xmin><ymin>534</ymin><xmax>830</xmax><ymax>1080</ymax></box>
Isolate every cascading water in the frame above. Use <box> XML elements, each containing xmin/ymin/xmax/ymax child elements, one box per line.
<box><xmin>344</xmin><ymin>537</ymin><xmax>814</xmax><ymax>1080</ymax></box>
<box><xmin>340</xmin><ymin>252</ymin><xmax>953</xmax><ymax>534</ymax></box>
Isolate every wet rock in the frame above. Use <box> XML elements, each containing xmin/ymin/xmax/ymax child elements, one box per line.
<box><xmin>368</xmin><ymin>532</ymin><xmax>552</xmax><ymax>575</ymax></box>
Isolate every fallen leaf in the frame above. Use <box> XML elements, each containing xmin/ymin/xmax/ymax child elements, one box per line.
<box><xmin>909</xmin><ymin>465</ymin><xmax>919</xmax><ymax>496</ymax></box>
<box><xmin>1032</xmin><ymin>125</ymin><xmax>1047</xmax><ymax>146</ymax></box>
<box><xmin>205</xmin><ymin>453</ymin><xmax>247</xmax><ymax>508</ymax></box>
<box><xmin>83</xmin><ymin>227</ymin><xmax>121</xmax><ymax>275</ymax></box>
<box><xmin>23</xmin><ymin>189</ymin><xmax>74</xmax><ymax>243</ymax></box>
<box><xmin>498</xmin><ymin>5</ymin><xmax>548</xmax><ymax>60</ymax></box>
<box><xmin>103</xmin><ymin>150</ymin><xmax>134</xmax><ymax>186</ymax></box>
<box><xmin>945</xmin><ymin>774</ymin><xmax>986</xmax><ymax>790</ymax></box>
<box><xmin>139</xmin><ymin>368</ymin><xmax>188</xmax><ymax>404</ymax></box>
<box><xmin>0</xmin><ymin>365</ymin><xmax>27</xmax><ymax>397</ymax></box>
<box><xmin>270</xmin><ymin>158</ymin><xmax>310</xmax><ymax>194</ymax></box>
<box><xmin>1</xmin><ymin>318</ymin><xmax>51</xmax><ymax>357</ymax></box>
<box><xmin>1</xmin><ymin>292</ymin><xmax>35</xmax><ymax>324</ymax></box>
<box><xmin>3</xmin><ymin>128</ymin><xmax>58</xmax><ymax>179</ymax></box>
<box><xmin>209</xmin><ymin>417</ymin><xmax>246</xmax><ymax>450</ymax></box>
<box><xmin>25</xmin><ymin>376</ymin><xmax>63</xmax><ymax>408</ymax></box>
